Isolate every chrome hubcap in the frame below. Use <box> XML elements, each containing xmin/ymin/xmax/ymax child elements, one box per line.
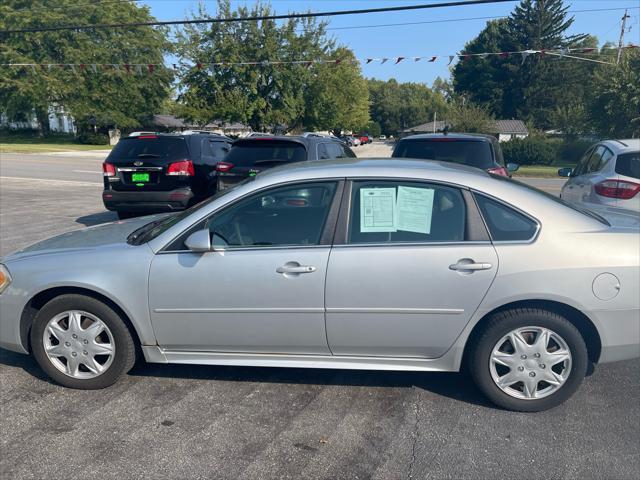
<box><xmin>489</xmin><ymin>326</ymin><xmax>572</xmax><ymax>400</ymax></box>
<box><xmin>43</xmin><ymin>310</ymin><xmax>115</xmax><ymax>379</ymax></box>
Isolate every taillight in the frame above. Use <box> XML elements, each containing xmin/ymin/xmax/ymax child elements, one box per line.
<box><xmin>166</xmin><ymin>160</ymin><xmax>194</xmax><ymax>176</ymax></box>
<box><xmin>102</xmin><ymin>162</ymin><xmax>116</xmax><ymax>177</ymax></box>
<box><xmin>487</xmin><ymin>166</ymin><xmax>509</xmax><ymax>177</ymax></box>
<box><xmin>594</xmin><ymin>179</ymin><xmax>640</xmax><ymax>199</ymax></box>
<box><xmin>215</xmin><ymin>162</ymin><xmax>234</xmax><ymax>173</ymax></box>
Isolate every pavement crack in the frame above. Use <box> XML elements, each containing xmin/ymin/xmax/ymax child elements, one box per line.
<box><xmin>407</xmin><ymin>388</ymin><xmax>421</xmax><ymax>480</ymax></box>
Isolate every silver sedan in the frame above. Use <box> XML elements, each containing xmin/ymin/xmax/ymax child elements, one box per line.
<box><xmin>1</xmin><ymin>159</ymin><xmax>638</xmax><ymax>411</ymax></box>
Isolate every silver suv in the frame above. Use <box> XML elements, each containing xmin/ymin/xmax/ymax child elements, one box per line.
<box><xmin>559</xmin><ymin>139</ymin><xmax>640</xmax><ymax>212</ymax></box>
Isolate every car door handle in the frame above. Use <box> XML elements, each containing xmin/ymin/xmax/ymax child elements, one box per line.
<box><xmin>449</xmin><ymin>261</ymin><xmax>493</xmax><ymax>272</ymax></box>
<box><xmin>276</xmin><ymin>263</ymin><xmax>317</xmax><ymax>274</ymax></box>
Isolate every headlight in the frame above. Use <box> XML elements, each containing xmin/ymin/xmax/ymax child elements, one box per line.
<box><xmin>0</xmin><ymin>264</ymin><xmax>12</xmax><ymax>294</ymax></box>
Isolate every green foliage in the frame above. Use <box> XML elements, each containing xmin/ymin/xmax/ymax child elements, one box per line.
<box><xmin>77</xmin><ymin>132</ymin><xmax>109</xmax><ymax>145</ymax></box>
<box><xmin>501</xmin><ymin>137</ymin><xmax>560</xmax><ymax>165</ymax></box>
<box><xmin>557</xmin><ymin>138</ymin><xmax>593</xmax><ymax>164</ymax></box>
<box><xmin>0</xmin><ymin>1</ymin><xmax>173</xmax><ymax>132</ymax></box>
<box><xmin>364</xmin><ymin>121</ymin><xmax>382</xmax><ymax>138</ymax></box>
<box><xmin>588</xmin><ymin>49</ymin><xmax>640</xmax><ymax>138</ymax></box>
<box><xmin>303</xmin><ymin>48</ymin><xmax>370</xmax><ymax>132</ymax></box>
<box><xmin>176</xmin><ymin>0</ymin><xmax>368</xmax><ymax>132</ymax></box>
<box><xmin>452</xmin><ymin>0</ymin><xmax>596</xmax><ymax>130</ymax></box>
<box><xmin>368</xmin><ymin>78</ymin><xmax>447</xmax><ymax>135</ymax></box>
<box><xmin>446</xmin><ymin>100</ymin><xmax>495</xmax><ymax>134</ymax></box>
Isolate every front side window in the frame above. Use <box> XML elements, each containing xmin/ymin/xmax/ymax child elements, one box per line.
<box><xmin>475</xmin><ymin>194</ymin><xmax>538</xmax><ymax>242</ymax></box>
<box><xmin>348</xmin><ymin>181</ymin><xmax>466</xmax><ymax>244</ymax></box>
<box><xmin>207</xmin><ymin>182</ymin><xmax>337</xmax><ymax>248</ymax></box>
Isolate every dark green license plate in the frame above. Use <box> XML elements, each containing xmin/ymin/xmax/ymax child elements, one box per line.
<box><xmin>131</xmin><ymin>173</ymin><xmax>150</xmax><ymax>182</ymax></box>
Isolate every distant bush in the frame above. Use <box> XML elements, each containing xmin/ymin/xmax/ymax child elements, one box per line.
<box><xmin>502</xmin><ymin>137</ymin><xmax>560</xmax><ymax>166</ymax></box>
<box><xmin>557</xmin><ymin>139</ymin><xmax>592</xmax><ymax>164</ymax></box>
<box><xmin>77</xmin><ymin>132</ymin><xmax>109</xmax><ymax>145</ymax></box>
<box><xmin>502</xmin><ymin>137</ymin><xmax>593</xmax><ymax>166</ymax></box>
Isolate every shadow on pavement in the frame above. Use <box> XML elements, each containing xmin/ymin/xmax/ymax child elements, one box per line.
<box><xmin>0</xmin><ymin>347</ymin><xmax>491</xmax><ymax>408</ymax></box>
<box><xmin>76</xmin><ymin>211</ymin><xmax>118</xmax><ymax>226</ymax></box>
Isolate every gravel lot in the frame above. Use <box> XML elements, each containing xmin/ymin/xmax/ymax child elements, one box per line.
<box><xmin>0</xmin><ymin>152</ymin><xmax>638</xmax><ymax>480</ymax></box>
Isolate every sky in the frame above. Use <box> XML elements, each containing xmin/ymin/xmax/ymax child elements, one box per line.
<box><xmin>141</xmin><ymin>0</ymin><xmax>640</xmax><ymax>85</ymax></box>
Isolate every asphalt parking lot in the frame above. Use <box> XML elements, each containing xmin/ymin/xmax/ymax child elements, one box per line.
<box><xmin>1</xmin><ymin>152</ymin><xmax>638</xmax><ymax>480</ymax></box>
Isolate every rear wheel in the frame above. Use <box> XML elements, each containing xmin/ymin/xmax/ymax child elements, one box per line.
<box><xmin>30</xmin><ymin>294</ymin><xmax>136</xmax><ymax>389</ymax></box>
<box><xmin>468</xmin><ymin>308</ymin><xmax>588</xmax><ymax>411</ymax></box>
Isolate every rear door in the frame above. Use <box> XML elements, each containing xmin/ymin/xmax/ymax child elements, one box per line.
<box><xmin>217</xmin><ymin>139</ymin><xmax>307</xmax><ymax>190</ymax></box>
<box><xmin>562</xmin><ymin>146</ymin><xmax>594</xmax><ymax>202</ymax></box>
<box><xmin>105</xmin><ymin>136</ymin><xmax>191</xmax><ymax>192</ymax></box>
<box><xmin>325</xmin><ymin>180</ymin><xmax>498</xmax><ymax>358</ymax></box>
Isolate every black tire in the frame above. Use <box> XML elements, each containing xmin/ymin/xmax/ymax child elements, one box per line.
<box><xmin>117</xmin><ymin>211</ymin><xmax>136</xmax><ymax>220</ymax></box>
<box><xmin>30</xmin><ymin>294</ymin><xmax>136</xmax><ymax>389</ymax></box>
<box><xmin>468</xmin><ymin>308</ymin><xmax>588</xmax><ymax>412</ymax></box>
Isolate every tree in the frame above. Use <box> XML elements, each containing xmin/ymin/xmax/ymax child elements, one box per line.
<box><xmin>303</xmin><ymin>48</ymin><xmax>369</xmax><ymax>133</ymax></box>
<box><xmin>0</xmin><ymin>0</ymin><xmax>173</xmax><ymax>133</ymax></box>
<box><xmin>446</xmin><ymin>99</ymin><xmax>495</xmax><ymax>134</ymax></box>
<box><xmin>452</xmin><ymin>0</ymin><xmax>596</xmax><ymax>129</ymax></box>
<box><xmin>589</xmin><ymin>49</ymin><xmax>640</xmax><ymax>138</ymax></box>
<box><xmin>176</xmin><ymin>0</ymin><xmax>369</xmax><ymax>132</ymax></box>
<box><xmin>368</xmin><ymin>78</ymin><xmax>447</xmax><ymax>135</ymax></box>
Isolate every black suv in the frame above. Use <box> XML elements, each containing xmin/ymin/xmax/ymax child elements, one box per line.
<box><xmin>392</xmin><ymin>133</ymin><xmax>518</xmax><ymax>176</ymax></box>
<box><xmin>102</xmin><ymin>132</ymin><xmax>233</xmax><ymax>218</ymax></box>
<box><xmin>214</xmin><ymin>135</ymin><xmax>356</xmax><ymax>191</ymax></box>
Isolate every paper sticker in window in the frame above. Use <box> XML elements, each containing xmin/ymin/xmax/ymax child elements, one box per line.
<box><xmin>360</xmin><ymin>188</ymin><xmax>397</xmax><ymax>232</ymax></box>
<box><xmin>396</xmin><ymin>186</ymin><xmax>434</xmax><ymax>234</ymax></box>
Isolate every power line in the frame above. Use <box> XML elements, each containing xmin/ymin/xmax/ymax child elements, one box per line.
<box><xmin>1</xmin><ymin>0</ymin><xmax>516</xmax><ymax>34</ymax></box>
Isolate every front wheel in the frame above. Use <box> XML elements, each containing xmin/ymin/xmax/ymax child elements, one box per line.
<box><xmin>30</xmin><ymin>294</ymin><xmax>136</xmax><ymax>389</ymax></box>
<box><xmin>468</xmin><ymin>308</ymin><xmax>588</xmax><ymax>412</ymax></box>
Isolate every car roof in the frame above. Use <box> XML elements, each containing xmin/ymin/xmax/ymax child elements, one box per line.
<box><xmin>400</xmin><ymin>133</ymin><xmax>495</xmax><ymax>142</ymax></box>
<box><xmin>124</xmin><ymin>132</ymin><xmax>233</xmax><ymax>142</ymax></box>
<box><xmin>600</xmin><ymin>139</ymin><xmax>640</xmax><ymax>153</ymax></box>
<box><xmin>232</xmin><ymin>135</ymin><xmax>343</xmax><ymax>147</ymax></box>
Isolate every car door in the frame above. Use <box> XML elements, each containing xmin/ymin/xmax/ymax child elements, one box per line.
<box><xmin>325</xmin><ymin>180</ymin><xmax>498</xmax><ymax>358</ymax></box>
<box><xmin>148</xmin><ymin>180</ymin><xmax>342</xmax><ymax>354</ymax></box>
<box><xmin>576</xmin><ymin>145</ymin><xmax>609</xmax><ymax>203</ymax></box>
<box><xmin>562</xmin><ymin>146</ymin><xmax>594</xmax><ymax>202</ymax></box>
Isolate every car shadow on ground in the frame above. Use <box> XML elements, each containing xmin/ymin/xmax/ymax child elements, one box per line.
<box><xmin>0</xmin><ymin>347</ymin><xmax>493</xmax><ymax>409</ymax></box>
<box><xmin>76</xmin><ymin>211</ymin><xmax>118</xmax><ymax>227</ymax></box>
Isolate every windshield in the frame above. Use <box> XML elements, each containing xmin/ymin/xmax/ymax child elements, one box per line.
<box><xmin>393</xmin><ymin>139</ymin><xmax>495</xmax><ymax>169</ymax></box>
<box><xmin>225</xmin><ymin>141</ymin><xmax>307</xmax><ymax>167</ymax></box>
<box><xmin>107</xmin><ymin>137</ymin><xmax>189</xmax><ymax>163</ymax></box>
<box><xmin>127</xmin><ymin>176</ymin><xmax>255</xmax><ymax>245</ymax></box>
<box><xmin>490</xmin><ymin>175</ymin><xmax>610</xmax><ymax>226</ymax></box>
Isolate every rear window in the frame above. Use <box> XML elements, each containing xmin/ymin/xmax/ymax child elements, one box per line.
<box><xmin>393</xmin><ymin>139</ymin><xmax>495</xmax><ymax>169</ymax></box>
<box><xmin>225</xmin><ymin>140</ymin><xmax>307</xmax><ymax>167</ymax></box>
<box><xmin>108</xmin><ymin>137</ymin><xmax>189</xmax><ymax>163</ymax></box>
<box><xmin>615</xmin><ymin>152</ymin><xmax>640</xmax><ymax>179</ymax></box>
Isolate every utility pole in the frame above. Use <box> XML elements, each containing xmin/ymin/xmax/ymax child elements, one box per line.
<box><xmin>617</xmin><ymin>9</ymin><xmax>630</xmax><ymax>65</ymax></box>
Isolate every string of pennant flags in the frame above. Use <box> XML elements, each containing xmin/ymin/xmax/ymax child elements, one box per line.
<box><xmin>2</xmin><ymin>44</ymin><xmax>637</xmax><ymax>73</ymax></box>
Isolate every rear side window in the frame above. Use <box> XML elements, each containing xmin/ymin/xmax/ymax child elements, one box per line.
<box><xmin>615</xmin><ymin>152</ymin><xmax>640</xmax><ymax>179</ymax></box>
<box><xmin>348</xmin><ymin>181</ymin><xmax>466</xmax><ymax>244</ymax></box>
<box><xmin>475</xmin><ymin>195</ymin><xmax>538</xmax><ymax>242</ymax></box>
<box><xmin>393</xmin><ymin>139</ymin><xmax>494</xmax><ymax>169</ymax></box>
<box><xmin>108</xmin><ymin>137</ymin><xmax>189</xmax><ymax>162</ymax></box>
<box><xmin>225</xmin><ymin>141</ymin><xmax>306</xmax><ymax>167</ymax></box>
<box><xmin>201</xmin><ymin>139</ymin><xmax>230</xmax><ymax>160</ymax></box>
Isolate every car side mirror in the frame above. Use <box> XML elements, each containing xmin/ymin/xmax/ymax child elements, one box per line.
<box><xmin>507</xmin><ymin>163</ymin><xmax>519</xmax><ymax>173</ymax></box>
<box><xmin>184</xmin><ymin>229</ymin><xmax>211</xmax><ymax>252</ymax></box>
<box><xmin>557</xmin><ymin>167</ymin><xmax>573</xmax><ymax>178</ymax></box>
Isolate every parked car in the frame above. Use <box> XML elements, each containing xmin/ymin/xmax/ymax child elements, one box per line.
<box><xmin>2</xmin><ymin>159</ymin><xmax>638</xmax><ymax>411</ymax></box>
<box><xmin>558</xmin><ymin>139</ymin><xmax>640</xmax><ymax>213</ymax></box>
<box><xmin>214</xmin><ymin>135</ymin><xmax>356</xmax><ymax>191</ymax></box>
<box><xmin>379</xmin><ymin>135</ymin><xmax>387</xmax><ymax>141</ymax></box>
<box><xmin>102</xmin><ymin>132</ymin><xmax>233</xmax><ymax>219</ymax></box>
<box><xmin>341</xmin><ymin>135</ymin><xmax>360</xmax><ymax>147</ymax></box>
<box><xmin>357</xmin><ymin>134</ymin><xmax>372</xmax><ymax>144</ymax></box>
<box><xmin>392</xmin><ymin>133</ymin><xmax>519</xmax><ymax>177</ymax></box>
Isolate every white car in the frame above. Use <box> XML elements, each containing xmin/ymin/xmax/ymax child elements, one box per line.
<box><xmin>559</xmin><ymin>139</ymin><xmax>640</xmax><ymax>213</ymax></box>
